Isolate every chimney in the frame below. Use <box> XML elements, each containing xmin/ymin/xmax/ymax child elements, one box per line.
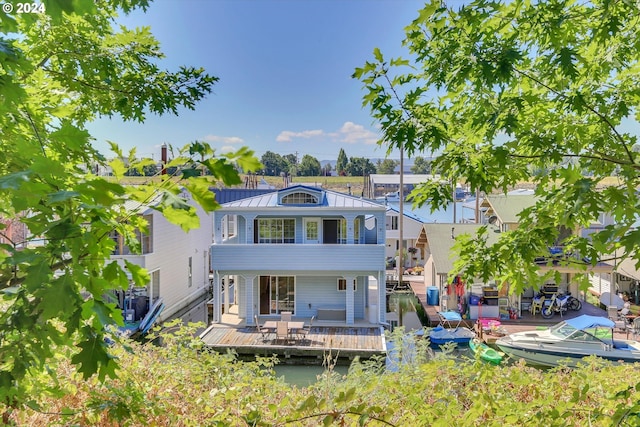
<box><xmin>161</xmin><ymin>143</ymin><xmax>167</xmax><ymax>175</ymax></box>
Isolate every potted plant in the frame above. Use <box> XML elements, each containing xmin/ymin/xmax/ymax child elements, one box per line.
<box><xmin>407</xmin><ymin>247</ymin><xmax>418</xmax><ymax>266</ymax></box>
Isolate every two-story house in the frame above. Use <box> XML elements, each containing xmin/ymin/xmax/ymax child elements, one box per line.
<box><xmin>210</xmin><ymin>185</ymin><xmax>387</xmax><ymax>326</ymax></box>
<box><xmin>110</xmin><ymin>189</ymin><xmax>213</xmax><ymax>322</ymax></box>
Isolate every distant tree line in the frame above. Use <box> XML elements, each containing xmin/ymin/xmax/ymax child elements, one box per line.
<box><xmin>260</xmin><ymin>149</ymin><xmax>433</xmax><ymax>177</ymax></box>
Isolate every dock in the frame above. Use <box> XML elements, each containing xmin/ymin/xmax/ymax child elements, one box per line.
<box><xmin>199</xmin><ymin>320</ymin><xmax>386</xmax><ymax>364</ymax></box>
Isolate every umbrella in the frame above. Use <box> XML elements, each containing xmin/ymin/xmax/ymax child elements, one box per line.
<box><xmin>599</xmin><ymin>292</ymin><xmax>624</xmax><ymax>309</ymax></box>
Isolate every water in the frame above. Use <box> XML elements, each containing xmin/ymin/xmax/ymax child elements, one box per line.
<box><xmin>272</xmin><ymin>364</ymin><xmax>350</xmax><ymax>387</ymax></box>
<box><xmin>386</xmin><ymin>200</ymin><xmax>476</xmax><ymax>223</ymax></box>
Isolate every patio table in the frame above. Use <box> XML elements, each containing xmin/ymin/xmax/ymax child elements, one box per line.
<box><xmin>263</xmin><ymin>321</ymin><xmax>305</xmax><ymax>342</ymax></box>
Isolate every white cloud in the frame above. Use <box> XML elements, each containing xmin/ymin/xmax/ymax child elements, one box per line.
<box><xmin>275</xmin><ymin>122</ymin><xmax>379</xmax><ymax>146</ymax></box>
<box><xmin>276</xmin><ymin>129</ymin><xmax>324</xmax><ymax>142</ymax></box>
<box><xmin>219</xmin><ymin>145</ymin><xmax>235</xmax><ymax>153</ymax></box>
<box><xmin>203</xmin><ymin>134</ymin><xmax>244</xmax><ymax>144</ymax></box>
<box><xmin>337</xmin><ymin>122</ymin><xmax>379</xmax><ymax>145</ymax></box>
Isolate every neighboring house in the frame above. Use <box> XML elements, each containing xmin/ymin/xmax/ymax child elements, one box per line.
<box><xmin>419</xmin><ymin>194</ymin><xmax>614</xmax><ymax>317</ymax></box>
<box><xmin>588</xmin><ymin>250</ymin><xmax>640</xmax><ymax>305</ymax></box>
<box><xmin>480</xmin><ymin>194</ymin><xmax>612</xmax><ymax>302</ymax></box>
<box><xmin>375</xmin><ymin>205</ymin><xmax>425</xmax><ymax>266</ymax></box>
<box><xmin>110</xmin><ymin>189</ymin><xmax>213</xmax><ymax>322</ymax></box>
<box><xmin>416</xmin><ymin>223</ymin><xmax>501</xmax><ymax>317</ymax></box>
<box><xmin>209</xmin><ymin>185</ymin><xmax>387</xmax><ymax>326</ymax></box>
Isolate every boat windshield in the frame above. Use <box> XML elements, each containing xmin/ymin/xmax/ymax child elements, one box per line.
<box><xmin>549</xmin><ymin>322</ymin><xmax>608</xmax><ymax>342</ymax></box>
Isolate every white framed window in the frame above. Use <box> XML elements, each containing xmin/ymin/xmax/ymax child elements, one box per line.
<box><xmin>282</xmin><ymin>192</ymin><xmax>318</xmax><ymax>205</ymax></box>
<box><xmin>257</xmin><ymin>218</ymin><xmax>295</xmax><ymax>243</ymax></box>
<box><xmin>338</xmin><ymin>278</ymin><xmax>357</xmax><ymax>291</ymax></box>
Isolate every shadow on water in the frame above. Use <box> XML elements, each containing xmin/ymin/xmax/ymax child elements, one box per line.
<box><xmin>387</xmin><ymin>292</ymin><xmax>428</xmax><ymax>328</ymax></box>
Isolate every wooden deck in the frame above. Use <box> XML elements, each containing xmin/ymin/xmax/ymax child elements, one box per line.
<box><xmin>408</xmin><ymin>279</ymin><xmax>634</xmax><ymax>343</ymax></box>
<box><xmin>199</xmin><ymin>324</ymin><xmax>386</xmax><ymax>363</ymax></box>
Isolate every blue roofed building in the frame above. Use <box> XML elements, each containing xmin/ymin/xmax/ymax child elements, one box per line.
<box><xmin>210</xmin><ymin>185</ymin><xmax>387</xmax><ymax>326</ymax></box>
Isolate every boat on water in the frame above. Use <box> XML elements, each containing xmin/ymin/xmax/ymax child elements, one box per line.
<box><xmin>375</xmin><ymin>191</ymin><xmax>412</xmax><ymax>203</ymax></box>
<box><xmin>469</xmin><ymin>338</ymin><xmax>504</xmax><ymax>365</ymax></box>
<box><xmin>429</xmin><ymin>325</ymin><xmax>475</xmax><ymax>345</ymax></box>
<box><xmin>496</xmin><ymin>314</ymin><xmax>640</xmax><ymax>367</ymax></box>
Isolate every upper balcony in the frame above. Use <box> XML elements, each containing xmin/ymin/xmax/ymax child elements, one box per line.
<box><xmin>211</xmin><ymin>243</ymin><xmax>386</xmax><ymax>272</ymax></box>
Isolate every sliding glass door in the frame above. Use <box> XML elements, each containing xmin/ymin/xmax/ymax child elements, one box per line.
<box><xmin>259</xmin><ymin>276</ymin><xmax>295</xmax><ymax>315</ymax></box>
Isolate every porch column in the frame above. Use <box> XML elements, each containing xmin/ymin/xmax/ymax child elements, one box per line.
<box><xmin>244</xmin><ymin>214</ymin><xmax>256</xmax><ymax>244</ymax></box>
<box><xmin>212</xmin><ymin>270</ymin><xmax>222</xmax><ymax>323</ymax></box>
<box><xmin>375</xmin><ymin>212</ymin><xmax>385</xmax><ymax>244</ymax></box>
<box><xmin>243</xmin><ymin>275</ymin><xmax>256</xmax><ymax>325</ymax></box>
<box><xmin>213</xmin><ymin>213</ymin><xmax>224</xmax><ymax>244</ymax></box>
<box><xmin>378</xmin><ymin>270</ymin><xmax>386</xmax><ymax>324</ymax></box>
<box><xmin>223</xmin><ymin>274</ymin><xmax>230</xmax><ymax>316</ymax></box>
<box><xmin>344</xmin><ymin>275</ymin><xmax>355</xmax><ymax>325</ymax></box>
<box><xmin>343</xmin><ymin>214</ymin><xmax>356</xmax><ymax>244</ymax></box>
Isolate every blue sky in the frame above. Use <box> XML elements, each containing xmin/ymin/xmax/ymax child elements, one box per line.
<box><xmin>87</xmin><ymin>0</ymin><xmax>429</xmax><ymax>162</ymax></box>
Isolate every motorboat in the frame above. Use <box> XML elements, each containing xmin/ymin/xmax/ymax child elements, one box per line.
<box><xmin>375</xmin><ymin>191</ymin><xmax>414</xmax><ymax>203</ymax></box>
<box><xmin>376</xmin><ymin>191</ymin><xmax>402</xmax><ymax>202</ymax></box>
<box><xmin>495</xmin><ymin>315</ymin><xmax>640</xmax><ymax>367</ymax></box>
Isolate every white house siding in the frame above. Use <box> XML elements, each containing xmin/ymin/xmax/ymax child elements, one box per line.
<box><xmin>112</xmin><ymin>201</ymin><xmax>213</xmax><ymax>322</ymax></box>
<box><xmin>211</xmin><ymin>244</ymin><xmax>384</xmax><ymax>272</ymax></box>
<box><xmin>146</xmin><ymin>206</ymin><xmax>212</xmax><ymax>320</ymax></box>
<box><xmin>589</xmin><ymin>272</ymin><xmax>614</xmax><ymax>296</ymax></box>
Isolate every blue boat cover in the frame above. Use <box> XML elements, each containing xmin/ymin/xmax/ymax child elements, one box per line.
<box><xmin>564</xmin><ymin>315</ymin><xmax>615</xmax><ymax>330</ymax></box>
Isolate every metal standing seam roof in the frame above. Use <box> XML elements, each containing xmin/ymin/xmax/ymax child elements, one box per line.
<box><xmin>221</xmin><ymin>185</ymin><xmax>386</xmax><ymax>210</ymax></box>
<box><xmin>422</xmin><ymin>223</ymin><xmax>502</xmax><ymax>274</ymax></box>
<box><xmin>385</xmin><ymin>205</ymin><xmax>426</xmax><ymax>223</ymax></box>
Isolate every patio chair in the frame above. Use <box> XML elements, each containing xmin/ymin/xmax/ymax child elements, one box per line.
<box><xmin>530</xmin><ymin>294</ymin><xmax>545</xmax><ymax>316</ymax></box>
<box><xmin>275</xmin><ymin>321</ymin><xmax>291</xmax><ymax>344</ymax></box>
<box><xmin>280</xmin><ymin>311</ymin><xmax>292</xmax><ymax>322</ymax></box>
<box><xmin>632</xmin><ymin>317</ymin><xmax>640</xmax><ymax>341</ymax></box>
<box><xmin>296</xmin><ymin>315</ymin><xmax>315</xmax><ymax>342</ymax></box>
<box><xmin>437</xmin><ymin>311</ymin><xmax>462</xmax><ymax>329</ymax></box>
<box><xmin>254</xmin><ymin>315</ymin><xmax>270</xmax><ymax>342</ymax></box>
<box><xmin>607</xmin><ymin>306</ymin><xmax>628</xmax><ymax>334</ymax></box>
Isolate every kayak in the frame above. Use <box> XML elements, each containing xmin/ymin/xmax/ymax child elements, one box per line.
<box><xmin>469</xmin><ymin>338</ymin><xmax>504</xmax><ymax>365</ymax></box>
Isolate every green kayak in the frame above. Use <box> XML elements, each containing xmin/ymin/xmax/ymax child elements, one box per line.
<box><xmin>470</xmin><ymin>338</ymin><xmax>504</xmax><ymax>365</ymax></box>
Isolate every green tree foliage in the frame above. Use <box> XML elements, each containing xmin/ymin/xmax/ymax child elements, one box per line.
<box><xmin>261</xmin><ymin>151</ymin><xmax>288</xmax><ymax>176</ymax></box>
<box><xmin>411</xmin><ymin>156</ymin><xmax>431</xmax><ymax>174</ymax></box>
<box><xmin>336</xmin><ymin>148</ymin><xmax>348</xmax><ymax>176</ymax></box>
<box><xmin>322</xmin><ymin>162</ymin><xmax>332</xmax><ymax>176</ymax></box>
<box><xmin>298</xmin><ymin>154</ymin><xmax>321</xmax><ymax>176</ymax></box>
<box><xmin>377</xmin><ymin>158</ymin><xmax>398</xmax><ymax>174</ymax></box>
<box><xmin>346</xmin><ymin>157</ymin><xmax>376</xmax><ymax>176</ymax></box>
<box><xmin>9</xmin><ymin>323</ymin><xmax>640</xmax><ymax>426</ymax></box>
<box><xmin>283</xmin><ymin>153</ymin><xmax>298</xmax><ymax>176</ymax></box>
<box><xmin>355</xmin><ymin>0</ymin><xmax>640</xmax><ymax>291</ymax></box>
<box><xmin>0</xmin><ymin>0</ymin><xmax>259</xmax><ymax>413</ymax></box>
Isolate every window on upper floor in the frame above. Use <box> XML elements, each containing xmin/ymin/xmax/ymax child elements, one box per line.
<box><xmin>389</xmin><ymin>216</ymin><xmax>399</xmax><ymax>230</ymax></box>
<box><xmin>256</xmin><ymin>218</ymin><xmax>295</xmax><ymax>243</ymax></box>
<box><xmin>281</xmin><ymin>192</ymin><xmax>318</xmax><ymax>205</ymax></box>
<box><xmin>110</xmin><ymin>214</ymin><xmax>153</xmax><ymax>255</ymax></box>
